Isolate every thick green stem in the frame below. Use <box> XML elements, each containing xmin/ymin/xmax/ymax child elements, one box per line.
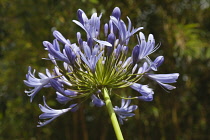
<box><xmin>102</xmin><ymin>88</ymin><xmax>124</xmax><ymax>140</ymax></box>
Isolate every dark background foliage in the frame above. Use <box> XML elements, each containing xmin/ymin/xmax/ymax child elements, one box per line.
<box><xmin>0</xmin><ymin>0</ymin><xmax>210</xmax><ymax>139</ymax></box>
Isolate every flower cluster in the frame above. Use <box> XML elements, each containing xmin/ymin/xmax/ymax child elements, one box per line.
<box><xmin>24</xmin><ymin>7</ymin><xmax>179</xmax><ymax>126</ymax></box>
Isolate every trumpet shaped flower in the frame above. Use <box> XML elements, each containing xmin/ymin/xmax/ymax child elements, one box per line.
<box><xmin>114</xmin><ymin>98</ymin><xmax>138</xmax><ymax>124</ymax></box>
<box><xmin>24</xmin><ymin>66</ymin><xmax>53</xmax><ymax>102</ymax></box>
<box><xmin>130</xmin><ymin>83</ymin><xmax>154</xmax><ymax>101</ymax></box>
<box><xmin>146</xmin><ymin>73</ymin><xmax>179</xmax><ymax>90</ymax></box>
<box><xmin>37</xmin><ymin>96</ymin><xmax>77</xmax><ymax>127</ymax></box>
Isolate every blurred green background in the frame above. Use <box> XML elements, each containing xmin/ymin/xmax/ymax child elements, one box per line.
<box><xmin>0</xmin><ymin>0</ymin><xmax>210</xmax><ymax>139</ymax></box>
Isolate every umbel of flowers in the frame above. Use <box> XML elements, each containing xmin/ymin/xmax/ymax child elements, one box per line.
<box><xmin>24</xmin><ymin>7</ymin><xmax>179</xmax><ymax>139</ymax></box>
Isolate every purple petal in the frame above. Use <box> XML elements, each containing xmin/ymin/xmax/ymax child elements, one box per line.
<box><xmin>91</xmin><ymin>94</ymin><xmax>105</xmax><ymax>107</ymax></box>
<box><xmin>65</xmin><ymin>45</ymin><xmax>76</xmax><ymax>65</ymax></box>
<box><xmin>130</xmin><ymin>83</ymin><xmax>154</xmax><ymax>97</ymax></box>
<box><xmin>56</xmin><ymin>92</ymin><xmax>72</xmax><ymax>104</ymax></box>
<box><xmin>93</xmin><ymin>38</ymin><xmax>112</xmax><ymax>47</ymax></box>
<box><xmin>107</xmin><ymin>33</ymin><xmax>115</xmax><ymax>46</ymax></box>
<box><xmin>53</xmin><ymin>39</ymin><xmax>60</xmax><ymax>51</ymax></box>
<box><xmin>132</xmin><ymin>45</ymin><xmax>140</xmax><ymax>64</ymax></box>
<box><xmin>104</xmin><ymin>23</ymin><xmax>109</xmax><ymax>36</ymax></box>
<box><xmin>147</xmin><ymin>73</ymin><xmax>179</xmax><ymax>83</ymax></box>
<box><xmin>154</xmin><ymin>56</ymin><xmax>164</xmax><ymax>67</ymax></box>
<box><xmin>53</xmin><ymin>30</ymin><xmax>69</xmax><ymax>45</ymax></box>
<box><xmin>157</xmin><ymin>81</ymin><xmax>176</xmax><ymax>90</ymax></box>
<box><xmin>77</xmin><ymin>9</ymin><xmax>85</xmax><ymax>24</ymax></box>
<box><xmin>50</xmin><ymin>79</ymin><xmax>64</xmax><ymax>94</ymax></box>
<box><xmin>69</xmin><ymin>104</ymin><xmax>79</xmax><ymax>112</ymax></box>
<box><xmin>137</xmin><ymin>94</ymin><xmax>153</xmax><ymax>101</ymax></box>
<box><xmin>112</xmin><ymin>7</ymin><xmax>121</xmax><ymax>19</ymax></box>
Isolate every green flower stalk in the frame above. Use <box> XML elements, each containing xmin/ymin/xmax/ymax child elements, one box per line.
<box><xmin>24</xmin><ymin>7</ymin><xmax>179</xmax><ymax>139</ymax></box>
<box><xmin>103</xmin><ymin>88</ymin><xmax>124</xmax><ymax>140</ymax></box>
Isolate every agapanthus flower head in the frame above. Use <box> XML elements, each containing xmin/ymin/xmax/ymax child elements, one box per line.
<box><xmin>24</xmin><ymin>7</ymin><xmax>179</xmax><ymax>127</ymax></box>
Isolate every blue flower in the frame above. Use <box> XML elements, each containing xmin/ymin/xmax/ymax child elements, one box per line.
<box><xmin>80</xmin><ymin>43</ymin><xmax>104</xmax><ymax>72</ymax></box>
<box><xmin>146</xmin><ymin>73</ymin><xmax>179</xmax><ymax>90</ymax></box>
<box><xmin>43</xmin><ymin>41</ymin><xmax>71</xmax><ymax>64</ymax></box>
<box><xmin>43</xmin><ymin>33</ymin><xmax>80</xmax><ymax>67</ymax></box>
<box><xmin>53</xmin><ymin>30</ymin><xmax>71</xmax><ymax>45</ymax></box>
<box><xmin>91</xmin><ymin>94</ymin><xmax>105</xmax><ymax>107</ymax></box>
<box><xmin>137</xmin><ymin>32</ymin><xmax>160</xmax><ymax>60</ymax></box>
<box><xmin>53</xmin><ymin>66</ymin><xmax>72</xmax><ymax>86</ymax></box>
<box><xmin>111</xmin><ymin>7</ymin><xmax>121</xmax><ymax>34</ymax></box>
<box><xmin>106</xmin><ymin>33</ymin><xmax>116</xmax><ymax>56</ymax></box>
<box><xmin>150</xmin><ymin>56</ymin><xmax>164</xmax><ymax>71</ymax></box>
<box><xmin>24</xmin><ymin>7</ymin><xmax>179</xmax><ymax>127</ymax></box>
<box><xmin>109</xmin><ymin>7</ymin><xmax>143</xmax><ymax>45</ymax></box>
<box><xmin>37</xmin><ymin>96</ymin><xmax>78</xmax><ymax>127</ymax></box>
<box><xmin>153</xmin><ymin>56</ymin><xmax>164</xmax><ymax>68</ymax></box>
<box><xmin>114</xmin><ymin>98</ymin><xmax>138</xmax><ymax>124</ymax></box>
<box><xmin>24</xmin><ymin>66</ymin><xmax>52</xmax><ymax>102</ymax></box>
<box><xmin>64</xmin><ymin>44</ymin><xmax>77</xmax><ymax>66</ymax></box>
<box><xmin>137</xmin><ymin>56</ymin><xmax>164</xmax><ymax>74</ymax></box>
<box><xmin>111</xmin><ymin>7</ymin><xmax>121</xmax><ymax>20</ymax></box>
<box><xmin>130</xmin><ymin>83</ymin><xmax>154</xmax><ymax>101</ymax></box>
<box><xmin>110</xmin><ymin>16</ymin><xmax>143</xmax><ymax>45</ymax></box>
<box><xmin>73</xmin><ymin>9</ymin><xmax>112</xmax><ymax>48</ymax></box>
<box><xmin>73</xmin><ymin>9</ymin><xmax>101</xmax><ymax>40</ymax></box>
<box><xmin>137</xmin><ymin>62</ymin><xmax>150</xmax><ymax>74</ymax></box>
<box><xmin>56</xmin><ymin>92</ymin><xmax>72</xmax><ymax>104</ymax></box>
<box><xmin>50</xmin><ymin>79</ymin><xmax>77</xmax><ymax>104</ymax></box>
<box><xmin>132</xmin><ymin>45</ymin><xmax>140</xmax><ymax>64</ymax></box>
